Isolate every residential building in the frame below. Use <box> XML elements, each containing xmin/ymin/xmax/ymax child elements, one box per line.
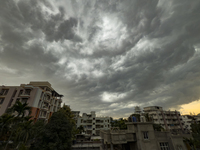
<box><xmin>182</xmin><ymin>115</ymin><xmax>194</xmax><ymax>131</ymax></box>
<box><xmin>100</xmin><ymin>122</ymin><xmax>190</xmax><ymax>150</ymax></box>
<box><xmin>134</xmin><ymin>106</ymin><xmax>142</xmax><ymax>114</ymax></box>
<box><xmin>143</xmin><ymin>106</ymin><xmax>184</xmax><ymax>131</ymax></box>
<box><xmin>0</xmin><ymin>81</ymin><xmax>63</xmax><ymax>122</ymax></box>
<box><xmin>74</xmin><ymin>111</ymin><xmax>111</xmax><ymax>136</ymax></box>
<box><xmin>194</xmin><ymin>113</ymin><xmax>200</xmax><ymax>123</ymax></box>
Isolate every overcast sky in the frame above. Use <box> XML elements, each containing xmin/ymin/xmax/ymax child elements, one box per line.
<box><xmin>0</xmin><ymin>0</ymin><xmax>200</xmax><ymax>118</ymax></box>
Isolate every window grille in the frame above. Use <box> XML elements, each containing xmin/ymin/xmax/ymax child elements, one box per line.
<box><xmin>143</xmin><ymin>132</ymin><xmax>148</xmax><ymax>139</ymax></box>
<box><xmin>160</xmin><ymin>142</ymin><xmax>170</xmax><ymax>150</ymax></box>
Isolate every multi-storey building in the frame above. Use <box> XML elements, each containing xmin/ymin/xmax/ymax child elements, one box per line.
<box><xmin>0</xmin><ymin>82</ymin><xmax>63</xmax><ymax>122</ymax></box>
<box><xmin>143</xmin><ymin>106</ymin><xmax>184</xmax><ymax>131</ymax></box>
<box><xmin>100</xmin><ymin>122</ymin><xmax>190</xmax><ymax>150</ymax></box>
<box><xmin>74</xmin><ymin>111</ymin><xmax>111</xmax><ymax>136</ymax></box>
<box><xmin>182</xmin><ymin>115</ymin><xmax>194</xmax><ymax>131</ymax></box>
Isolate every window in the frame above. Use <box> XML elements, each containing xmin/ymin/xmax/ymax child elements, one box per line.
<box><xmin>4</xmin><ymin>89</ymin><xmax>9</xmax><ymax>95</ymax></box>
<box><xmin>0</xmin><ymin>98</ymin><xmax>5</xmax><ymax>104</ymax></box>
<box><xmin>0</xmin><ymin>89</ymin><xmax>8</xmax><ymax>95</ymax></box>
<box><xmin>25</xmin><ymin>89</ymin><xmax>31</xmax><ymax>95</ymax></box>
<box><xmin>18</xmin><ymin>90</ymin><xmax>23</xmax><ymax>96</ymax></box>
<box><xmin>0</xmin><ymin>90</ymin><xmax>4</xmax><ymax>95</ymax></box>
<box><xmin>160</xmin><ymin>142</ymin><xmax>170</xmax><ymax>150</ymax></box>
<box><xmin>143</xmin><ymin>132</ymin><xmax>148</xmax><ymax>139</ymax></box>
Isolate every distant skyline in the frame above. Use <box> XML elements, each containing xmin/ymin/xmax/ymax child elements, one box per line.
<box><xmin>0</xmin><ymin>0</ymin><xmax>200</xmax><ymax>118</ymax></box>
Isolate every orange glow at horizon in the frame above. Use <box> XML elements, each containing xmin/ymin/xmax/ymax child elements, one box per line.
<box><xmin>179</xmin><ymin>100</ymin><xmax>200</xmax><ymax>115</ymax></box>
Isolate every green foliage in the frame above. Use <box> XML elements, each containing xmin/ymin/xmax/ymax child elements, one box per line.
<box><xmin>77</xmin><ymin>125</ymin><xmax>84</xmax><ymax>134</ymax></box>
<box><xmin>144</xmin><ymin>113</ymin><xmax>153</xmax><ymax>122</ymax></box>
<box><xmin>128</xmin><ymin>114</ymin><xmax>140</xmax><ymax>122</ymax></box>
<box><xmin>0</xmin><ymin>113</ymin><xmax>15</xmax><ymax>140</ymax></box>
<box><xmin>0</xmin><ymin>103</ymin><xmax>75</xmax><ymax>150</ymax></box>
<box><xmin>58</xmin><ymin>105</ymin><xmax>76</xmax><ymax>139</ymax></box>
<box><xmin>111</xmin><ymin>118</ymin><xmax>127</xmax><ymax>130</ymax></box>
<box><xmin>191</xmin><ymin>122</ymin><xmax>200</xmax><ymax>148</ymax></box>
<box><xmin>183</xmin><ymin>138</ymin><xmax>196</xmax><ymax>150</ymax></box>
<box><xmin>30</xmin><ymin>111</ymin><xmax>74</xmax><ymax>150</ymax></box>
<box><xmin>17</xmin><ymin>120</ymin><xmax>34</xmax><ymax>144</ymax></box>
<box><xmin>7</xmin><ymin>101</ymin><xmax>31</xmax><ymax>118</ymax></box>
<box><xmin>58</xmin><ymin>105</ymin><xmax>75</xmax><ymax>122</ymax></box>
<box><xmin>18</xmin><ymin>142</ymin><xmax>28</xmax><ymax>150</ymax></box>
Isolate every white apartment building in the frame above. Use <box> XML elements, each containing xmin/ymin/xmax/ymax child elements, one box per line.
<box><xmin>73</xmin><ymin>111</ymin><xmax>111</xmax><ymax>136</ymax></box>
<box><xmin>143</xmin><ymin>106</ymin><xmax>184</xmax><ymax>131</ymax></box>
<box><xmin>182</xmin><ymin>115</ymin><xmax>194</xmax><ymax>131</ymax></box>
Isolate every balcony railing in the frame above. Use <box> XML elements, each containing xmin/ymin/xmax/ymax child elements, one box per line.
<box><xmin>39</xmin><ymin>115</ymin><xmax>46</xmax><ymax>119</ymax></box>
<box><xmin>41</xmin><ymin>106</ymin><xmax>48</xmax><ymax>110</ymax></box>
<box><xmin>19</xmin><ymin>94</ymin><xmax>30</xmax><ymax>98</ymax></box>
<box><xmin>96</xmin><ymin>121</ymin><xmax>104</xmax><ymax>123</ymax></box>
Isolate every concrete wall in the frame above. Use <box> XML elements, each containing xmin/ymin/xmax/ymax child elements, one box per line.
<box><xmin>0</xmin><ymin>87</ymin><xmax>16</xmax><ymax>115</ymax></box>
<box><xmin>171</xmin><ymin>135</ymin><xmax>187</xmax><ymax>150</ymax></box>
<box><xmin>134</xmin><ymin>123</ymin><xmax>158</xmax><ymax>150</ymax></box>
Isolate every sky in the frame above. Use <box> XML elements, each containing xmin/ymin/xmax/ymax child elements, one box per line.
<box><xmin>0</xmin><ymin>0</ymin><xmax>200</xmax><ymax>118</ymax></box>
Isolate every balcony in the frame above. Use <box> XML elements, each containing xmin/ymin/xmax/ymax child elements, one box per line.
<box><xmin>39</xmin><ymin>115</ymin><xmax>47</xmax><ymax>119</ymax></box>
<box><xmin>100</xmin><ymin>130</ymin><xmax>136</xmax><ymax>144</ymax></box>
<box><xmin>46</xmin><ymin>91</ymin><xmax>52</xmax><ymax>95</ymax></box>
<box><xmin>24</xmin><ymin>85</ymin><xmax>34</xmax><ymax>89</ymax></box>
<box><xmin>96</xmin><ymin>120</ymin><xmax>104</xmax><ymax>124</ymax></box>
<box><xmin>41</xmin><ymin>106</ymin><xmax>48</xmax><ymax>111</ymax></box>
<box><xmin>96</xmin><ymin>125</ymin><xmax>103</xmax><ymax>129</ymax></box>
<box><xmin>19</xmin><ymin>94</ymin><xmax>30</xmax><ymax>98</ymax></box>
<box><xmin>43</xmin><ymin>99</ymin><xmax>50</xmax><ymax>103</ymax></box>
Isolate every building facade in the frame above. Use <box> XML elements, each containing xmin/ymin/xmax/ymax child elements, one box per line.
<box><xmin>74</xmin><ymin>111</ymin><xmax>111</xmax><ymax>136</ymax></box>
<box><xmin>182</xmin><ymin>115</ymin><xmax>194</xmax><ymax>131</ymax></box>
<box><xmin>143</xmin><ymin>106</ymin><xmax>184</xmax><ymax>131</ymax></box>
<box><xmin>100</xmin><ymin>122</ymin><xmax>190</xmax><ymax>150</ymax></box>
<box><xmin>0</xmin><ymin>82</ymin><xmax>62</xmax><ymax>122</ymax></box>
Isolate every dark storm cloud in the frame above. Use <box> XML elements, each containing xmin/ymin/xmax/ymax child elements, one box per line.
<box><xmin>0</xmin><ymin>0</ymin><xmax>200</xmax><ymax>118</ymax></box>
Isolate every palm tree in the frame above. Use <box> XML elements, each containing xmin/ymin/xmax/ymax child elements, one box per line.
<box><xmin>8</xmin><ymin>101</ymin><xmax>31</xmax><ymax>118</ymax></box>
<box><xmin>4</xmin><ymin>101</ymin><xmax>31</xmax><ymax>150</ymax></box>
<box><xmin>0</xmin><ymin>114</ymin><xmax>14</xmax><ymax>140</ymax></box>
<box><xmin>3</xmin><ymin>116</ymin><xmax>20</xmax><ymax>150</ymax></box>
<box><xmin>17</xmin><ymin>120</ymin><xmax>34</xmax><ymax>146</ymax></box>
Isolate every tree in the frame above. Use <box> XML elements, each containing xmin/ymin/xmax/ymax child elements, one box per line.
<box><xmin>128</xmin><ymin>114</ymin><xmax>141</xmax><ymax>122</ymax></box>
<box><xmin>77</xmin><ymin>125</ymin><xmax>84</xmax><ymax>134</ymax></box>
<box><xmin>3</xmin><ymin>101</ymin><xmax>31</xmax><ymax>150</ymax></box>
<box><xmin>17</xmin><ymin>120</ymin><xmax>34</xmax><ymax>145</ymax></box>
<box><xmin>30</xmin><ymin>111</ymin><xmax>74</xmax><ymax>150</ymax></box>
<box><xmin>111</xmin><ymin>118</ymin><xmax>128</xmax><ymax>130</ymax></box>
<box><xmin>191</xmin><ymin>122</ymin><xmax>200</xmax><ymax>148</ymax></box>
<box><xmin>8</xmin><ymin>101</ymin><xmax>31</xmax><ymax>118</ymax></box>
<box><xmin>0</xmin><ymin>113</ymin><xmax>15</xmax><ymax>140</ymax></box>
<box><xmin>58</xmin><ymin>105</ymin><xmax>75</xmax><ymax>123</ymax></box>
<box><xmin>58</xmin><ymin>105</ymin><xmax>76</xmax><ymax>139</ymax></box>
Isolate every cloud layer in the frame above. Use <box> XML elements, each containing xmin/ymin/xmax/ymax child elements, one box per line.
<box><xmin>0</xmin><ymin>0</ymin><xmax>200</xmax><ymax>118</ymax></box>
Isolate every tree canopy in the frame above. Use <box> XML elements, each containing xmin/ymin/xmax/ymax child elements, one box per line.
<box><xmin>111</xmin><ymin>118</ymin><xmax>127</xmax><ymax>130</ymax></box>
<box><xmin>30</xmin><ymin>106</ymin><xmax>75</xmax><ymax>150</ymax></box>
